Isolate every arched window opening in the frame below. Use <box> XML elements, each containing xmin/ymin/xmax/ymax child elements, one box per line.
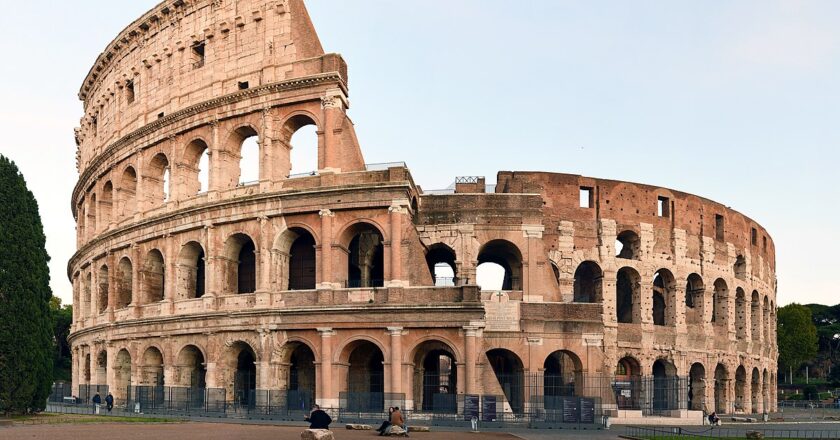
<box><xmin>114</xmin><ymin>349</ymin><xmax>132</xmax><ymax>405</ymax></box>
<box><xmin>84</xmin><ymin>272</ymin><xmax>93</xmax><ymax>318</ymax></box>
<box><xmin>116</xmin><ymin>257</ymin><xmax>133</xmax><ymax>309</ymax></box>
<box><xmin>544</xmin><ymin>351</ymin><xmax>582</xmax><ymax>409</ymax></box>
<box><xmin>288</xmin><ymin>118</ymin><xmax>319</xmax><ymax>177</ymax></box>
<box><xmin>734</xmin><ymin>366</ymin><xmax>746</xmax><ymax>412</ymax></box>
<box><xmin>614</xmin><ymin>356</ymin><xmax>641</xmax><ymax>410</ymax></box>
<box><xmin>345</xmin><ymin>224</ymin><xmax>384</xmax><ymax>288</ymax></box>
<box><xmin>485</xmin><ymin>349</ymin><xmax>524</xmax><ymax>414</ymax></box>
<box><xmin>685</xmin><ymin>273</ymin><xmax>704</xmax><ymax>323</ymax></box>
<box><xmin>714</xmin><ymin>364</ymin><xmax>729</xmax><ymax>413</ymax></box>
<box><xmin>96</xmin><ymin>351</ymin><xmax>108</xmax><ymax>386</ymax></box>
<box><xmin>735</xmin><ymin>288</ymin><xmax>747</xmax><ymax>340</ymax></box>
<box><xmin>551</xmin><ymin>262</ymin><xmax>561</xmax><ymax>287</ymax></box>
<box><xmin>734</xmin><ymin>255</ymin><xmax>747</xmax><ymax>280</ymax></box>
<box><xmin>235</xmin><ymin>127</ymin><xmax>260</xmax><ymax>186</ymax></box>
<box><xmin>764</xmin><ymin>297</ymin><xmax>771</xmax><ymax>343</ymax></box>
<box><xmin>477</xmin><ymin>240</ymin><xmax>523</xmax><ymax>291</ymax></box>
<box><xmin>652</xmin><ymin>359</ymin><xmax>678</xmax><ymax>413</ymax></box>
<box><xmin>81</xmin><ymin>272</ymin><xmax>91</xmax><ymax>319</ymax></box>
<box><xmin>87</xmin><ymin>194</ymin><xmax>97</xmax><ymax>235</ymax></box>
<box><xmin>652</xmin><ymin>269</ymin><xmax>675</xmax><ymax>326</ymax></box>
<box><xmin>146</xmin><ymin>153</ymin><xmax>170</xmax><ymax>206</ymax></box>
<box><xmin>100</xmin><ymin>181</ymin><xmax>113</xmax><ymax>227</ymax></box>
<box><xmin>413</xmin><ymin>341</ymin><xmax>457</xmax><ymax>413</ymax></box>
<box><xmin>232</xmin><ymin>344</ymin><xmax>257</xmax><ymax>406</ymax></box>
<box><xmin>762</xmin><ymin>369</ymin><xmax>770</xmax><ymax>412</ymax></box>
<box><xmin>141</xmin><ymin>249</ymin><xmax>165</xmax><ymax>304</ymax></box>
<box><xmin>344</xmin><ymin>341</ymin><xmax>385</xmax><ymax>412</ymax></box>
<box><xmin>176</xmin><ymin>345</ymin><xmax>206</xmax><ymax>391</ymax></box>
<box><xmin>183</xmin><ymin>139</ymin><xmax>210</xmax><ymax>195</ymax></box>
<box><xmin>616</xmin><ymin>267</ymin><xmax>640</xmax><ymax>323</ymax></box>
<box><xmin>751</xmin><ymin>368</ymin><xmax>761</xmax><ymax>414</ymax></box>
<box><xmin>222</xmin><ymin>234</ymin><xmax>257</xmax><ymax>294</ymax></box>
<box><xmin>198</xmin><ymin>149</ymin><xmax>210</xmax><ymax>193</ymax></box>
<box><xmin>689</xmin><ymin>363</ymin><xmax>706</xmax><ymax>411</ymax></box>
<box><xmin>98</xmin><ymin>265</ymin><xmax>109</xmax><ymax>313</ymax></box>
<box><xmin>287</xmin><ymin>343</ymin><xmax>316</xmax><ymax>411</ymax></box>
<box><xmin>78</xmin><ymin>202</ymin><xmax>86</xmax><ymax>241</ymax></box>
<box><xmin>476</xmin><ymin>262</ymin><xmax>505</xmax><ymax>291</ymax></box>
<box><xmin>616</xmin><ymin>230</ymin><xmax>641</xmax><ymax>260</ymax></box>
<box><xmin>426</xmin><ymin>244</ymin><xmax>457</xmax><ymax>287</ymax></box>
<box><xmin>177</xmin><ymin>242</ymin><xmax>205</xmax><ymax>300</ymax></box>
<box><xmin>120</xmin><ymin>167</ymin><xmax>138</xmax><ymax>218</ymax></box>
<box><xmin>84</xmin><ymin>353</ymin><xmax>91</xmax><ymax>383</ymax></box>
<box><xmin>751</xmin><ymin>291</ymin><xmax>761</xmax><ymax>342</ymax></box>
<box><xmin>288</xmin><ymin>229</ymin><xmax>316</xmax><ymax>291</ymax></box>
<box><xmin>573</xmin><ymin>261</ymin><xmax>602</xmax><ymax>303</ymax></box>
<box><xmin>712</xmin><ymin>279</ymin><xmax>728</xmax><ymax>325</ymax></box>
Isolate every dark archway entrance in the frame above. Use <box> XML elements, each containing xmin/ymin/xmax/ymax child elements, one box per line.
<box><xmin>288</xmin><ymin>343</ymin><xmax>316</xmax><ymax>411</ymax></box>
<box><xmin>486</xmin><ymin>349</ymin><xmax>524</xmax><ymax>413</ymax></box>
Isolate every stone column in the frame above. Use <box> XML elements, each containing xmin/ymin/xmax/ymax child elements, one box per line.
<box><xmin>130</xmin><ymin>244</ymin><xmax>141</xmax><ymax>318</ymax></box>
<box><xmin>320</xmin><ymin>89</ymin><xmax>348</xmax><ymax>171</ymax></box>
<box><xmin>318</xmin><ymin>209</ymin><xmax>334</xmax><ymax>287</ymax></box>
<box><xmin>107</xmin><ymin>252</ymin><xmax>116</xmax><ymax>323</ymax></box>
<box><xmin>388</xmin><ymin>327</ymin><xmax>404</xmax><ymax>396</ymax></box>
<box><xmin>388</xmin><ymin>204</ymin><xmax>406</xmax><ymax>284</ymax></box>
<box><xmin>203</xmin><ymin>224</ymin><xmax>219</xmax><ymax>310</ymax></box>
<box><xmin>318</xmin><ymin>328</ymin><xmax>336</xmax><ymax>407</ymax></box>
<box><xmin>463</xmin><ymin>324</ymin><xmax>482</xmax><ymax>394</ymax></box>
<box><xmin>164</xmin><ymin>233</ymin><xmax>176</xmax><ymax>315</ymax></box>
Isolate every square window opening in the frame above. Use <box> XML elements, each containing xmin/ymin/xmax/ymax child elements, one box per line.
<box><xmin>238</xmin><ymin>81</ymin><xmax>249</xmax><ymax>90</ymax></box>
<box><xmin>715</xmin><ymin>214</ymin><xmax>725</xmax><ymax>241</ymax></box>
<box><xmin>579</xmin><ymin>187</ymin><xmax>593</xmax><ymax>208</ymax></box>
<box><xmin>192</xmin><ymin>42</ymin><xmax>206</xmax><ymax>69</ymax></box>
<box><xmin>126</xmin><ymin>80</ymin><xmax>135</xmax><ymax>104</ymax></box>
<box><xmin>657</xmin><ymin>196</ymin><xmax>670</xmax><ymax>217</ymax></box>
<box><xmin>751</xmin><ymin>227</ymin><xmax>758</xmax><ymax>246</ymax></box>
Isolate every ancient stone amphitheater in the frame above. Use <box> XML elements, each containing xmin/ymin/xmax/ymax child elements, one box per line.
<box><xmin>68</xmin><ymin>0</ymin><xmax>777</xmax><ymax>424</ymax></box>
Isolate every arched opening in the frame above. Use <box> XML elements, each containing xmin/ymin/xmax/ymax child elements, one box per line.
<box><xmin>485</xmin><ymin>349</ymin><xmax>524</xmax><ymax>413</ymax></box>
<box><xmin>714</xmin><ymin>364</ymin><xmax>729</xmax><ymax>413</ymax></box>
<box><xmin>183</xmin><ymin>139</ymin><xmax>210</xmax><ymax>195</ymax></box>
<box><xmin>573</xmin><ymin>261</ymin><xmax>602</xmax><ymax>303</ymax></box>
<box><xmin>652</xmin><ymin>359</ymin><xmax>678</xmax><ymax>413</ymax></box>
<box><xmin>78</xmin><ymin>202</ymin><xmax>86</xmax><ymax>241</ymax></box>
<box><xmin>87</xmin><ymin>194</ymin><xmax>97</xmax><ymax>235</ymax></box>
<box><xmin>735</xmin><ymin>288</ymin><xmax>748</xmax><ymax>340</ymax></box>
<box><xmin>116</xmin><ymin>257</ymin><xmax>133</xmax><ymax>309</ymax></box>
<box><xmin>734</xmin><ymin>255</ymin><xmax>746</xmax><ymax>280</ymax></box>
<box><xmin>751</xmin><ymin>291</ymin><xmax>761</xmax><ymax>342</ymax></box>
<box><xmin>100</xmin><ymin>181</ymin><xmax>113</xmax><ymax>227</ymax></box>
<box><xmin>551</xmin><ymin>261</ymin><xmax>561</xmax><ymax>287</ymax></box>
<box><xmin>616</xmin><ymin>230</ymin><xmax>641</xmax><ymax>260</ymax></box>
<box><xmin>544</xmin><ymin>350</ymin><xmax>582</xmax><ymax>409</ymax></box>
<box><xmin>234</xmin><ymin>127</ymin><xmax>260</xmax><ymax>186</ymax></box>
<box><xmin>685</xmin><ymin>274</ymin><xmax>704</xmax><ymax>325</ymax></box>
<box><xmin>145</xmin><ymin>153</ymin><xmax>170</xmax><ymax>206</ymax></box>
<box><xmin>114</xmin><ymin>349</ymin><xmax>132</xmax><ymax>405</ymax></box>
<box><xmin>141</xmin><ymin>347</ymin><xmax>164</xmax><ymax>387</ymax></box>
<box><xmin>735</xmin><ymin>366</ymin><xmax>746</xmax><ymax>412</ymax></box>
<box><xmin>617</xmin><ymin>267</ymin><xmax>640</xmax><ymax>323</ymax></box>
<box><xmin>426</xmin><ymin>244</ymin><xmax>457</xmax><ymax>287</ymax></box>
<box><xmin>712</xmin><ymin>279</ymin><xmax>728</xmax><ymax>325</ymax></box>
<box><xmin>652</xmin><ymin>269</ymin><xmax>675</xmax><ymax>326</ymax></box>
<box><xmin>412</xmin><ymin>341</ymin><xmax>457</xmax><ymax>413</ymax></box>
<box><xmin>231</xmin><ymin>343</ymin><xmax>257</xmax><ymax>406</ymax></box>
<box><xmin>176</xmin><ymin>345</ymin><xmax>206</xmax><ymax>389</ymax></box>
<box><xmin>764</xmin><ymin>297</ymin><xmax>771</xmax><ymax>343</ymax></box>
<box><xmin>762</xmin><ymin>369</ymin><xmax>769</xmax><ymax>412</ymax></box>
<box><xmin>286</xmin><ymin>115</ymin><xmax>319</xmax><ymax>177</ymax></box>
<box><xmin>286</xmin><ymin>343</ymin><xmax>316</xmax><ymax>412</ymax></box>
<box><xmin>344</xmin><ymin>224</ymin><xmax>384</xmax><ymax>288</ymax></box>
<box><xmin>141</xmin><ymin>249</ymin><xmax>165</xmax><ymax>304</ymax></box>
<box><xmin>222</xmin><ymin>234</ymin><xmax>257</xmax><ymax>294</ymax></box>
<box><xmin>95</xmin><ymin>351</ymin><xmax>107</xmax><ymax>385</ymax></box>
<box><xmin>176</xmin><ymin>242</ymin><xmax>205</xmax><ymax>299</ymax></box>
<box><xmin>343</xmin><ymin>341</ymin><xmax>385</xmax><ymax>411</ymax></box>
<box><xmin>614</xmin><ymin>356</ymin><xmax>642</xmax><ymax>409</ymax></box>
<box><xmin>477</xmin><ymin>240</ymin><xmax>523</xmax><ymax>291</ymax></box>
<box><xmin>120</xmin><ymin>167</ymin><xmax>138</xmax><ymax>218</ymax></box>
<box><xmin>689</xmin><ymin>363</ymin><xmax>706</xmax><ymax>411</ymax></box>
<box><xmin>97</xmin><ymin>265</ymin><xmax>109</xmax><ymax>313</ymax></box>
<box><xmin>751</xmin><ymin>368</ymin><xmax>760</xmax><ymax>413</ymax></box>
<box><xmin>83</xmin><ymin>272</ymin><xmax>92</xmax><ymax>318</ymax></box>
<box><xmin>84</xmin><ymin>353</ymin><xmax>91</xmax><ymax>383</ymax></box>
<box><xmin>288</xmin><ymin>229</ymin><xmax>316</xmax><ymax>290</ymax></box>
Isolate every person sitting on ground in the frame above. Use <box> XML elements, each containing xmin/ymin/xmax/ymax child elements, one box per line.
<box><xmin>305</xmin><ymin>404</ymin><xmax>332</xmax><ymax>429</ymax></box>
<box><xmin>708</xmin><ymin>411</ymin><xmax>721</xmax><ymax>426</ymax></box>
<box><xmin>376</xmin><ymin>407</ymin><xmax>395</xmax><ymax>435</ymax></box>
<box><xmin>385</xmin><ymin>406</ymin><xmax>408</xmax><ymax>437</ymax></box>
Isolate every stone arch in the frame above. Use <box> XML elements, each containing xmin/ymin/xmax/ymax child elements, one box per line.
<box><xmin>573</xmin><ymin>261</ymin><xmax>603</xmax><ymax>303</ymax></box>
<box><xmin>764</xmin><ymin>296</ymin><xmax>771</xmax><ymax>342</ymax></box>
<box><xmin>83</xmin><ymin>271</ymin><xmax>92</xmax><ymax>319</ymax></box>
<box><xmin>652</xmin><ymin>269</ymin><xmax>676</xmax><ymax>326</ymax></box>
<box><xmin>84</xmin><ymin>352</ymin><xmax>92</xmax><ymax>383</ymax></box>
<box><xmin>712</xmin><ymin>278</ymin><xmax>729</xmax><ymax>325</ymax></box>
<box><xmin>100</xmin><ymin>181</ymin><xmax>113</xmax><ymax>227</ymax></box>
<box><xmin>616</xmin><ymin>267</ymin><xmax>641</xmax><ymax>323</ymax></box>
<box><xmin>338</xmin><ymin>221</ymin><xmax>386</xmax><ymax>288</ymax></box>
<box><xmin>222</xmin><ymin>233</ymin><xmax>257</xmax><ymax>294</ymax></box>
<box><xmin>477</xmin><ymin>239</ymin><xmax>523</xmax><ymax>291</ymax></box>
<box><xmin>735</xmin><ymin>287</ymin><xmax>748</xmax><ymax>340</ymax></box>
<box><xmin>181</xmin><ymin>138</ymin><xmax>210</xmax><ymax>195</ymax></box>
<box><xmin>751</xmin><ymin>367</ymin><xmax>761</xmax><ymax>414</ymax></box>
<box><xmin>281</xmin><ymin>112</ymin><xmax>320</xmax><ymax>177</ymax></box>
<box><xmin>485</xmin><ymin>348</ymin><xmax>525</xmax><ymax>413</ymax></box>
<box><xmin>119</xmin><ymin>166</ymin><xmax>138</xmax><ymax>218</ymax></box>
<box><xmin>734</xmin><ymin>255</ymin><xmax>747</xmax><ymax>280</ymax></box>
<box><xmin>615</xmin><ymin>356</ymin><xmax>642</xmax><ymax>410</ymax></box>
<box><xmin>411</xmin><ymin>339</ymin><xmax>459</xmax><ymax>412</ymax></box>
<box><xmin>140</xmin><ymin>346</ymin><xmax>165</xmax><ymax>386</ymax></box>
<box><xmin>272</xmin><ymin>226</ymin><xmax>317</xmax><ymax>291</ymax></box>
<box><xmin>652</xmin><ymin>358</ymin><xmax>678</xmax><ymax>413</ymax></box>
<box><xmin>688</xmin><ymin>362</ymin><xmax>706</xmax><ymax>411</ymax></box>
<box><xmin>176</xmin><ymin>241</ymin><xmax>205</xmax><ymax>300</ymax></box>
<box><xmin>114</xmin><ymin>348</ymin><xmax>132</xmax><ymax>404</ymax></box>
<box><xmin>95</xmin><ymin>350</ymin><xmax>108</xmax><ymax>385</ymax></box>
<box><xmin>544</xmin><ymin>350</ymin><xmax>583</xmax><ymax>408</ymax></box>
<box><xmin>175</xmin><ymin>344</ymin><xmax>206</xmax><ymax>388</ymax></box>
<box><xmin>762</xmin><ymin>368</ymin><xmax>770</xmax><ymax>412</ymax></box>
<box><xmin>87</xmin><ymin>193</ymin><xmax>97</xmax><ymax>236</ymax></box>
<box><xmin>714</xmin><ymin>363</ymin><xmax>729</xmax><ymax>413</ymax></box>
<box><xmin>228</xmin><ymin>125</ymin><xmax>260</xmax><ymax>186</ymax></box>
<box><xmin>338</xmin><ymin>338</ymin><xmax>386</xmax><ymax>411</ymax></box>
<box><xmin>280</xmin><ymin>341</ymin><xmax>317</xmax><ymax>411</ymax></box>
<box><xmin>735</xmin><ymin>365</ymin><xmax>747</xmax><ymax>412</ymax></box>
<box><xmin>144</xmin><ymin>153</ymin><xmax>170</xmax><ymax>206</ymax></box>
<box><xmin>616</xmin><ymin>230</ymin><xmax>641</xmax><ymax>260</ymax></box>
<box><xmin>685</xmin><ymin>273</ymin><xmax>704</xmax><ymax>325</ymax></box>
<box><xmin>97</xmin><ymin>264</ymin><xmax>109</xmax><ymax>313</ymax></box>
<box><xmin>221</xmin><ymin>340</ymin><xmax>258</xmax><ymax>405</ymax></box>
<box><xmin>751</xmin><ymin>290</ymin><xmax>761</xmax><ymax>342</ymax></box>
<box><xmin>426</xmin><ymin>243</ymin><xmax>457</xmax><ymax>286</ymax></box>
<box><xmin>116</xmin><ymin>256</ymin><xmax>133</xmax><ymax>309</ymax></box>
<box><xmin>140</xmin><ymin>249</ymin><xmax>165</xmax><ymax>304</ymax></box>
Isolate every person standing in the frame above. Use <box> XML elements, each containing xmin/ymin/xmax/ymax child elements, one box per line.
<box><xmin>92</xmin><ymin>392</ymin><xmax>102</xmax><ymax>412</ymax></box>
<box><xmin>105</xmin><ymin>393</ymin><xmax>114</xmax><ymax>412</ymax></box>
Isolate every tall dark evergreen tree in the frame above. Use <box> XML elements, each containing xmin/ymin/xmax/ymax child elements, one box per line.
<box><xmin>0</xmin><ymin>155</ymin><xmax>53</xmax><ymax>414</ymax></box>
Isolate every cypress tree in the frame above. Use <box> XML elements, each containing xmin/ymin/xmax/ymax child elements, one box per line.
<box><xmin>0</xmin><ymin>155</ymin><xmax>53</xmax><ymax>414</ymax></box>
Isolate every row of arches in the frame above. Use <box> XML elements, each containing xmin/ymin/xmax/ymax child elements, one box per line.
<box><xmin>77</xmin><ymin>117</ymin><xmax>320</xmax><ymax>243</ymax></box>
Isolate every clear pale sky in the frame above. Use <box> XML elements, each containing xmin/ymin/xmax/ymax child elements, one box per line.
<box><xmin>0</xmin><ymin>1</ymin><xmax>837</xmax><ymax>307</ymax></box>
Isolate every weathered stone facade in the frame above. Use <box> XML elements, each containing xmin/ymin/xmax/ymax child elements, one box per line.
<box><xmin>69</xmin><ymin>0</ymin><xmax>777</xmax><ymax>419</ymax></box>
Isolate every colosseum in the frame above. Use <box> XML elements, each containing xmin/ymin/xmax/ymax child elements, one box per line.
<box><xmin>67</xmin><ymin>0</ymin><xmax>778</xmax><ymax>425</ymax></box>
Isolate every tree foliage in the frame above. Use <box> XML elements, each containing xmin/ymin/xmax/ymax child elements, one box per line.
<box><xmin>777</xmin><ymin>303</ymin><xmax>818</xmax><ymax>374</ymax></box>
<box><xmin>0</xmin><ymin>155</ymin><xmax>53</xmax><ymax>414</ymax></box>
<box><xmin>50</xmin><ymin>297</ymin><xmax>72</xmax><ymax>381</ymax></box>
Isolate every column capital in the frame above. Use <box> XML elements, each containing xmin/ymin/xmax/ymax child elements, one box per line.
<box><xmin>386</xmin><ymin>326</ymin><xmax>404</xmax><ymax>336</ymax></box>
<box><xmin>317</xmin><ymin>327</ymin><xmax>336</xmax><ymax>336</ymax></box>
<box><xmin>319</xmin><ymin>209</ymin><xmax>334</xmax><ymax>218</ymax></box>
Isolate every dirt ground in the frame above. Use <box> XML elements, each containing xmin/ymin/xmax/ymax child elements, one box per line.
<box><xmin>0</xmin><ymin>422</ymin><xmax>522</xmax><ymax>440</ymax></box>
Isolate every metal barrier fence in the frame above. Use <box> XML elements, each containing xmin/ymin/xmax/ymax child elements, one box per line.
<box><xmin>48</xmin><ymin>382</ymin><xmax>73</xmax><ymax>403</ymax></box>
<box><xmin>625</xmin><ymin>425</ymin><xmax>840</xmax><ymax>439</ymax></box>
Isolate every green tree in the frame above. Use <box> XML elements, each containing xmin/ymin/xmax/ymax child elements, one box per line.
<box><xmin>0</xmin><ymin>155</ymin><xmax>53</xmax><ymax>414</ymax></box>
<box><xmin>777</xmin><ymin>303</ymin><xmax>818</xmax><ymax>380</ymax></box>
<box><xmin>49</xmin><ymin>297</ymin><xmax>72</xmax><ymax>381</ymax></box>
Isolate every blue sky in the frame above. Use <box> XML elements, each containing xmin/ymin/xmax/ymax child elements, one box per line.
<box><xmin>0</xmin><ymin>1</ymin><xmax>837</xmax><ymax>306</ymax></box>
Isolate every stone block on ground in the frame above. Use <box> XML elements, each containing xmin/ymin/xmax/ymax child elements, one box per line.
<box><xmin>345</xmin><ymin>423</ymin><xmax>371</xmax><ymax>430</ymax></box>
<box><xmin>384</xmin><ymin>425</ymin><xmax>408</xmax><ymax>436</ymax></box>
<box><xmin>301</xmin><ymin>429</ymin><xmax>334</xmax><ymax>440</ymax></box>
<box><xmin>408</xmin><ymin>426</ymin><xmax>430</xmax><ymax>432</ymax></box>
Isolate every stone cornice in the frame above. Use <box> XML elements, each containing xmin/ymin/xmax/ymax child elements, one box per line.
<box><xmin>72</xmin><ymin>72</ymin><xmax>346</xmax><ymax>216</ymax></box>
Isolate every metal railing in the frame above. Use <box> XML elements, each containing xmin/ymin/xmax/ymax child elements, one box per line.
<box><xmin>365</xmin><ymin>162</ymin><xmax>407</xmax><ymax>171</ymax></box>
<box><xmin>626</xmin><ymin>425</ymin><xmax>840</xmax><ymax>439</ymax></box>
